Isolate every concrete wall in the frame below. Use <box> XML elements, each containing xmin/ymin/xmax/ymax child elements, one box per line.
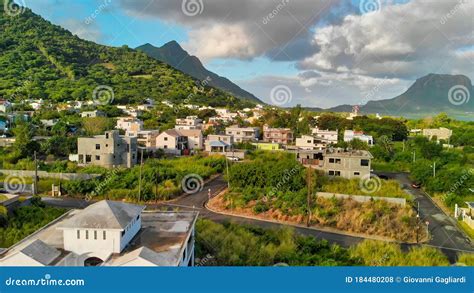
<box><xmin>0</xmin><ymin>170</ymin><xmax>100</xmax><ymax>180</ymax></box>
<box><xmin>62</xmin><ymin>228</ymin><xmax>122</xmax><ymax>255</ymax></box>
<box><xmin>316</xmin><ymin>192</ymin><xmax>406</xmax><ymax>207</ymax></box>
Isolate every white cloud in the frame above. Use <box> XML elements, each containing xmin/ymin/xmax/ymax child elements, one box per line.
<box><xmin>299</xmin><ymin>0</ymin><xmax>474</xmax><ymax>80</ymax></box>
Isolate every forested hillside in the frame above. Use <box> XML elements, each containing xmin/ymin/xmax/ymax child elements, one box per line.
<box><xmin>0</xmin><ymin>0</ymin><xmax>253</xmax><ymax>108</ymax></box>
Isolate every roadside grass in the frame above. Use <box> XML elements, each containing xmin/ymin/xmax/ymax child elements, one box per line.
<box><xmin>211</xmin><ymin>193</ymin><xmax>426</xmax><ymax>243</ymax></box>
<box><xmin>456</xmin><ymin>253</ymin><xmax>474</xmax><ymax>266</ymax></box>
<box><xmin>321</xmin><ymin>178</ymin><xmax>410</xmax><ymax>199</ymax></box>
<box><xmin>458</xmin><ymin>221</ymin><xmax>474</xmax><ymax>240</ymax></box>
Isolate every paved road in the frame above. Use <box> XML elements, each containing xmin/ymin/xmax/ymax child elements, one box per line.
<box><xmin>376</xmin><ymin>172</ymin><xmax>474</xmax><ymax>258</ymax></box>
<box><xmin>159</xmin><ymin>176</ymin><xmax>365</xmax><ymax>248</ymax></box>
<box><xmin>43</xmin><ymin>174</ymin><xmax>474</xmax><ymax>262</ymax></box>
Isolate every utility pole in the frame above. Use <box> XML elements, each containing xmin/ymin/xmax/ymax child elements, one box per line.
<box><xmin>432</xmin><ymin>161</ymin><xmax>436</xmax><ymax>178</ymax></box>
<box><xmin>33</xmin><ymin>151</ymin><xmax>38</xmax><ymax>196</ymax></box>
<box><xmin>225</xmin><ymin>154</ymin><xmax>230</xmax><ymax>190</ymax></box>
<box><xmin>412</xmin><ymin>151</ymin><xmax>416</xmax><ymax>163</ymax></box>
<box><xmin>306</xmin><ymin>168</ymin><xmax>312</xmax><ymax>227</ymax></box>
<box><xmin>138</xmin><ymin>148</ymin><xmax>144</xmax><ymax>202</ymax></box>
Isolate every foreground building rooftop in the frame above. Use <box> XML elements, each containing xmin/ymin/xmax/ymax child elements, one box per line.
<box><xmin>0</xmin><ymin>200</ymin><xmax>198</xmax><ymax>267</ymax></box>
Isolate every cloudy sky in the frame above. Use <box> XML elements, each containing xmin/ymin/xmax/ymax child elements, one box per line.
<box><xmin>24</xmin><ymin>0</ymin><xmax>474</xmax><ymax>108</ymax></box>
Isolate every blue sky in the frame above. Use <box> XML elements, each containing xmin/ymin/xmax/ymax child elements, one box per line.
<box><xmin>22</xmin><ymin>0</ymin><xmax>474</xmax><ymax>108</ymax></box>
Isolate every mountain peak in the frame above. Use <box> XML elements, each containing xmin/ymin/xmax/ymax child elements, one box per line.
<box><xmin>137</xmin><ymin>41</ymin><xmax>263</xmax><ymax>103</ymax></box>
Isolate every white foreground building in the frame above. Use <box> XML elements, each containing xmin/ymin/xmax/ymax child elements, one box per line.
<box><xmin>0</xmin><ymin>201</ymin><xmax>198</xmax><ymax>267</ymax></box>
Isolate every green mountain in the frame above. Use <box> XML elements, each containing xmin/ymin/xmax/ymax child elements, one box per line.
<box><xmin>361</xmin><ymin>74</ymin><xmax>474</xmax><ymax>117</ymax></box>
<box><xmin>306</xmin><ymin>74</ymin><xmax>474</xmax><ymax>120</ymax></box>
<box><xmin>137</xmin><ymin>42</ymin><xmax>263</xmax><ymax>104</ymax></box>
<box><xmin>0</xmin><ymin>0</ymin><xmax>253</xmax><ymax>108</ymax></box>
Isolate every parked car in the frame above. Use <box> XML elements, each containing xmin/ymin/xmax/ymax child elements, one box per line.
<box><xmin>411</xmin><ymin>183</ymin><xmax>421</xmax><ymax>189</ymax></box>
<box><xmin>227</xmin><ymin>156</ymin><xmax>240</xmax><ymax>162</ymax></box>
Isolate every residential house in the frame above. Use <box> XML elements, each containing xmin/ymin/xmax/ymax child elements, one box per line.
<box><xmin>311</xmin><ymin>128</ymin><xmax>338</xmax><ymax>144</ymax></box>
<box><xmin>156</xmin><ymin>129</ymin><xmax>188</xmax><ymax>154</ymax></box>
<box><xmin>116</xmin><ymin>117</ymin><xmax>144</xmax><ymax>136</ymax></box>
<box><xmin>294</xmin><ymin>148</ymin><xmax>373</xmax><ymax>179</ymax></box>
<box><xmin>175</xmin><ymin>116</ymin><xmax>203</xmax><ymax>130</ymax></box>
<box><xmin>136</xmin><ymin>130</ymin><xmax>160</xmax><ymax>148</ymax></box>
<box><xmin>0</xmin><ymin>200</ymin><xmax>198</xmax><ymax>267</ymax></box>
<box><xmin>252</xmin><ymin>142</ymin><xmax>282</xmax><ymax>151</ymax></box>
<box><xmin>295</xmin><ymin>135</ymin><xmax>327</xmax><ymax>150</ymax></box>
<box><xmin>225</xmin><ymin>126</ymin><xmax>260</xmax><ymax>143</ymax></box>
<box><xmin>205</xmin><ymin>134</ymin><xmax>234</xmax><ymax>153</ymax></box>
<box><xmin>76</xmin><ymin>130</ymin><xmax>137</xmax><ymax>168</ymax></box>
<box><xmin>263</xmin><ymin>125</ymin><xmax>293</xmax><ymax>145</ymax></box>
<box><xmin>81</xmin><ymin>110</ymin><xmax>106</xmax><ymax>118</ymax></box>
<box><xmin>344</xmin><ymin>130</ymin><xmax>374</xmax><ymax>146</ymax></box>
<box><xmin>0</xmin><ymin>99</ymin><xmax>12</xmax><ymax>113</ymax></box>
<box><xmin>178</xmin><ymin>129</ymin><xmax>203</xmax><ymax>150</ymax></box>
<box><xmin>422</xmin><ymin>128</ymin><xmax>453</xmax><ymax>142</ymax></box>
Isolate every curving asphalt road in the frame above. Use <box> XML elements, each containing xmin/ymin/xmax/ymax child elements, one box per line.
<box><xmin>42</xmin><ymin>174</ymin><xmax>474</xmax><ymax>262</ymax></box>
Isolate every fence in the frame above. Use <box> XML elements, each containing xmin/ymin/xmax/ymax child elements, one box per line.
<box><xmin>316</xmin><ymin>192</ymin><xmax>407</xmax><ymax>207</ymax></box>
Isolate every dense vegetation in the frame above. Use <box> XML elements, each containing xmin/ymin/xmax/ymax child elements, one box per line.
<box><xmin>0</xmin><ymin>198</ymin><xmax>65</xmax><ymax>247</ymax></box>
<box><xmin>196</xmin><ymin>219</ymin><xmax>359</xmax><ymax>266</ymax></box>
<box><xmin>60</xmin><ymin>155</ymin><xmax>225</xmax><ymax>202</ymax></box>
<box><xmin>370</xmin><ymin>115</ymin><xmax>473</xmax><ymax>211</ymax></box>
<box><xmin>0</xmin><ymin>2</ymin><xmax>253</xmax><ymax>108</ymax></box>
<box><xmin>219</xmin><ymin>151</ymin><xmax>422</xmax><ymax>241</ymax></box>
<box><xmin>196</xmin><ymin>220</ymin><xmax>451</xmax><ymax>266</ymax></box>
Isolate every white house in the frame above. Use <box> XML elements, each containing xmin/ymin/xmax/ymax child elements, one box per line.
<box><xmin>0</xmin><ymin>99</ymin><xmax>12</xmax><ymax>113</ymax></box>
<box><xmin>344</xmin><ymin>130</ymin><xmax>373</xmax><ymax>146</ymax></box>
<box><xmin>175</xmin><ymin>116</ymin><xmax>202</xmax><ymax>130</ymax></box>
<box><xmin>81</xmin><ymin>110</ymin><xmax>106</xmax><ymax>118</ymax></box>
<box><xmin>156</xmin><ymin>129</ymin><xmax>188</xmax><ymax>154</ymax></box>
<box><xmin>0</xmin><ymin>200</ymin><xmax>198</xmax><ymax>267</ymax></box>
<box><xmin>311</xmin><ymin>128</ymin><xmax>338</xmax><ymax>144</ymax></box>
<box><xmin>295</xmin><ymin>135</ymin><xmax>327</xmax><ymax>150</ymax></box>
<box><xmin>225</xmin><ymin>126</ymin><xmax>260</xmax><ymax>143</ymax></box>
<box><xmin>116</xmin><ymin>117</ymin><xmax>144</xmax><ymax>136</ymax></box>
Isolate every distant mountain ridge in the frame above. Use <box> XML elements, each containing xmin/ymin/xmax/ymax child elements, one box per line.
<box><xmin>137</xmin><ymin>42</ymin><xmax>263</xmax><ymax>104</ymax></box>
<box><xmin>307</xmin><ymin>74</ymin><xmax>474</xmax><ymax>118</ymax></box>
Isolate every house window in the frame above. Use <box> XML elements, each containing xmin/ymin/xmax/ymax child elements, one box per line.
<box><xmin>329</xmin><ymin>171</ymin><xmax>335</xmax><ymax>176</ymax></box>
<box><xmin>164</xmin><ymin>137</ymin><xmax>168</xmax><ymax>141</ymax></box>
<box><xmin>95</xmin><ymin>144</ymin><xmax>100</xmax><ymax>150</ymax></box>
<box><xmin>94</xmin><ymin>230</ymin><xmax>97</xmax><ymax>240</ymax></box>
<box><xmin>354</xmin><ymin>172</ymin><xmax>360</xmax><ymax>176</ymax></box>
<box><xmin>77</xmin><ymin>230</ymin><xmax>80</xmax><ymax>239</ymax></box>
<box><xmin>95</xmin><ymin>155</ymin><xmax>100</xmax><ymax>161</ymax></box>
<box><xmin>86</xmin><ymin>155</ymin><xmax>92</xmax><ymax>163</ymax></box>
<box><xmin>85</xmin><ymin>230</ymin><xmax>89</xmax><ymax>240</ymax></box>
<box><xmin>106</xmin><ymin>133</ymin><xmax>109</xmax><ymax>139</ymax></box>
<box><xmin>103</xmin><ymin>231</ymin><xmax>107</xmax><ymax>240</ymax></box>
<box><xmin>164</xmin><ymin>145</ymin><xmax>168</xmax><ymax>149</ymax></box>
<box><xmin>335</xmin><ymin>171</ymin><xmax>341</xmax><ymax>176</ymax></box>
<box><xmin>361</xmin><ymin>159</ymin><xmax>370</xmax><ymax>167</ymax></box>
<box><xmin>329</xmin><ymin>158</ymin><xmax>335</xmax><ymax>163</ymax></box>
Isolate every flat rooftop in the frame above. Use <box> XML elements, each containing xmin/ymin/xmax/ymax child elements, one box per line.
<box><xmin>0</xmin><ymin>208</ymin><xmax>198</xmax><ymax>267</ymax></box>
